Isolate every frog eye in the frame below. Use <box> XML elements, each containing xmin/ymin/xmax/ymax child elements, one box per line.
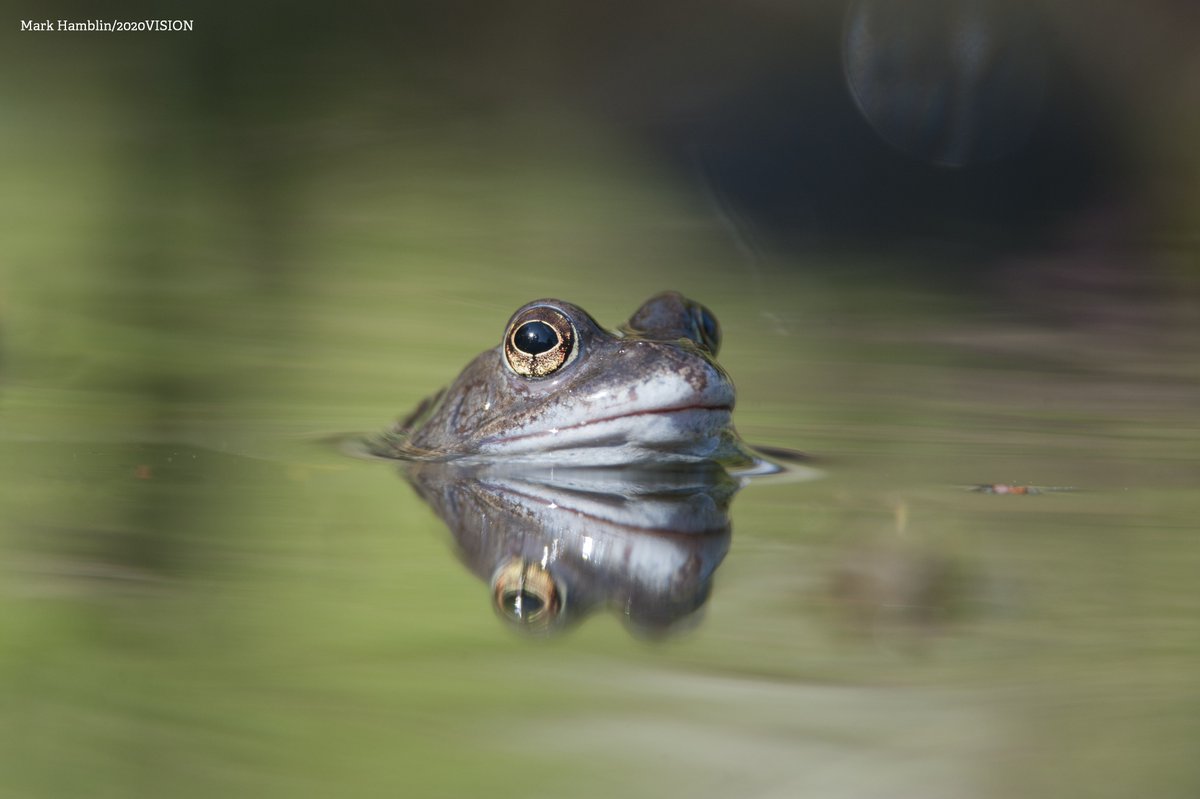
<box><xmin>692</xmin><ymin>303</ymin><xmax>721</xmax><ymax>355</ymax></box>
<box><xmin>492</xmin><ymin>558</ymin><xmax>563</xmax><ymax>632</ymax></box>
<box><xmin>504</xmin><ymin>307</ymin><xmax>577</xmax><ymax>378</ymax></box>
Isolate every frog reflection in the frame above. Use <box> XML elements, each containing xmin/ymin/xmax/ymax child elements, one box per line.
<box><xmin>403</xmin><ymin>462</ymin><xmax>738</xmax><ymax>635</ymax></box>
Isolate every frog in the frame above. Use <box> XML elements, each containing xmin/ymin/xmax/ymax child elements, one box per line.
<box><xmin>371</xmin><ymin>292</ymin><xmax>751</xmax><ymax>466</ymax></box>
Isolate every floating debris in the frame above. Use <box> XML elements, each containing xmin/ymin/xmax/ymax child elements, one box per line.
<box><xmin>967</xmin><ymin>484</ymin><xmax>1076</xmax><ymax>495</ymax></box>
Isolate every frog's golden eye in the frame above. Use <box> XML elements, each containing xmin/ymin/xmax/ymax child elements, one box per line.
<box><xmin>491</xmin><ymin>558</ymin><xmax>563</xmax><ymax>633</ymax></box>
<box><xmin>504</xmin><ymin>308</ymin><xmax>576</xmax><ymax>378</ymax></box>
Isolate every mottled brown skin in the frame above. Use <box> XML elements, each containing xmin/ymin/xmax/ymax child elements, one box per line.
<box><xmin>381</xmin><ymin>293</ymin><xmax>739</xmax><ymax>461</ymax></box>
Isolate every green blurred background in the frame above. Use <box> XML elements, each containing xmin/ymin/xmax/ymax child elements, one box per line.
<box><xmin>2</xmin><ymin>2</ymin><xmax>1199</xmax><ymax>797</ymax></box>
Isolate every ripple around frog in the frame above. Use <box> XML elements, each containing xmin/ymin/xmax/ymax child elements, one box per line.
<box><xmin>349</xmin><ymin>430</ymin><xmax>819</xmax><ymax>482</ymax></box>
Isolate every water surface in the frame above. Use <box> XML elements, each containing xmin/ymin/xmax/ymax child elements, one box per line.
<box><xmin>3</xmin><ymin>62</ymin><xmax>1199</xmax><ymax>799</ymax></box>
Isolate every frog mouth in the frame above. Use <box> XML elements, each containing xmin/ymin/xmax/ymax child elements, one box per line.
<box><xmin>485</xmin><ymin>403</ymin><xmax>734</xmax><ymax>451</ymax></box>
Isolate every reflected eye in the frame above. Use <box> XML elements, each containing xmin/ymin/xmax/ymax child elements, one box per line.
<box><xmin>692</xmin><ymin>304</ymin><xmax>721</xmax><ymax>355</ymax></box>
<box><xmin>492</xmin><ymin>558</ymin><xmax>563</xmax><ymax>633</ymax></box>
<box><xmin>504</xmin><ymin>308</ymin><xmax>577</xmax><ymax>378</ymax></box>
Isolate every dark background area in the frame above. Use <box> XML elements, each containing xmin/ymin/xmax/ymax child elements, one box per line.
<box><xmin>9</xmin><ymin>0</ymin><xmax>1197</xmax><ymax>266</ymax></box>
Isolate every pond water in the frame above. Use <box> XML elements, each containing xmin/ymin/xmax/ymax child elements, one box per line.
<box><xmin>4</xmin><ymin>69</ymin><xmax>1200</xmax><ymax>799</ymax></box>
